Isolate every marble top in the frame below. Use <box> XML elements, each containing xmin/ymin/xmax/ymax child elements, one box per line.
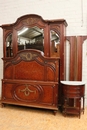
<box><xmin>60</xmin><ymin>81</ymin><xmax>86</xmax><ymax>86</ymax></box>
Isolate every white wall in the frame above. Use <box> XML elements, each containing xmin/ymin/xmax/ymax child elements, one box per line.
<box><xmin>0</xmin><ymin>0</ymin><xmax>87</xmax><ymax>105</ymax></box>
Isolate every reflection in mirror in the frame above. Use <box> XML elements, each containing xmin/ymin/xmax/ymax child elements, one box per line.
<box><xmin>50</xmin><ymin>30</ymin><xmax>60</xmax><ymax>57</ymax></box>
<box><xmin>17</xmin><ymin>26</ymin><xmax>44</xmax><ymax>52</ymax></box>
<box><xmin>6</xmin><ymin>33</ymin><xmax>13</xmax><ymax>57</ymax></box>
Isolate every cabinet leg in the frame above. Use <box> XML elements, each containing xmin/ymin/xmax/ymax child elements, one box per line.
<box><xmin>62</xmin><ymin>110</ymin><xmax>67</xmax><ymax>117</ymax></box>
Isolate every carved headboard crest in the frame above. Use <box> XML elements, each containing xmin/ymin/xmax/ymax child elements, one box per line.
<box><xmin>19</xmin><ymin>52</ymin><xmax>37</xmax><ymax>61</ymax></box>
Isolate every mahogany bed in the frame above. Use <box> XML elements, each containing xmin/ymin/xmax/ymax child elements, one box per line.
<box><xmin>1</xmin><ymin>49</ymin><xmax>60</xmax><ymax>114</ymax></box>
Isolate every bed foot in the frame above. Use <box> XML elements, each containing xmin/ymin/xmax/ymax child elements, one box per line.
<box><xmin>1</xmin><ymin>103</ymin><xmax>5</xmax><ymax>108</ymax></box>
<box><xmin>53</xmin><ymin>110</ymin><xmax>57</xmax><ymax>115</ymax></box>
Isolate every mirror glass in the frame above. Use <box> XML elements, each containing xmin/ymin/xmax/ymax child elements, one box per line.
<box><xmin>50</xmin><ymin>30</ymin><xmax>60</xmax><ymax>57</ymax></box>
<box><xmin>17</xmin><ymin>26</ymin><xmax>44</xmax><ymax>52</ymax></box>
<box><xmin>6</xmin><ymin>33</ymin><xmax>13</xmax><ymax>57</ymax></box>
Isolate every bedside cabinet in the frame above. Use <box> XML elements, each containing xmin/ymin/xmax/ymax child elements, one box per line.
<box><xmin>61</xmin><ymin>81</ymin><xmax>85</xmax><ymax>118</ymax></box>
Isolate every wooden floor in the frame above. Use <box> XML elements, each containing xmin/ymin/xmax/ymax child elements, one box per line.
<box><xmin>0</xmin><ymin>104</ymin><xmax>87</xmax><ymax>130</ymax></box>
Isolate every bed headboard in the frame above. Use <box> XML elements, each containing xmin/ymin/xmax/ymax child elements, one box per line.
<box><xmin>3</xmin><ymin>50</ymin><xmax>60</xmax><ymax>82</ymax></box>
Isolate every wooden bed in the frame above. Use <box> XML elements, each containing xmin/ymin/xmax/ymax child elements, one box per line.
<box><xmin>1</xmin><ymin>49</ymin><xmax>60</xmax><ymax>114</ymax></box>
